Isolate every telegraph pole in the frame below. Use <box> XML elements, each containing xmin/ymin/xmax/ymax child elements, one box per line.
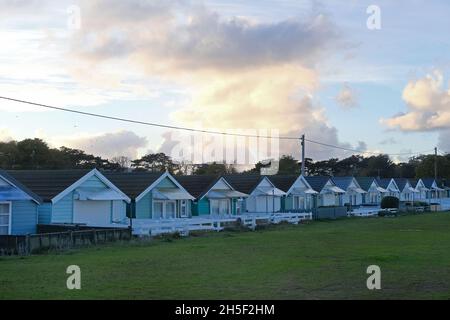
<box><xmin>301</xmin><ymin>134</ymin><xmax>306</xmax><ymax>176</ymax></box>
<box><xmin>434</xmin><ymin>147</ymin><xmax>438</xmax><ymax>180</ymax></box>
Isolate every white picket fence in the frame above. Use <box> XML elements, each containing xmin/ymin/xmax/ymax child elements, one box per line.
<box><xmin>437</xmin><ymin>198</ymin><xmax>450</xmax><ymax>211</ymax></box>
<box><xmin>238</xmin><ymin>212</ymin><xmax>312</xmax><ymax>230</ymax></box>
<box><xmin>132</xmin><ymin>212</ymin><xmax>313</xmax><ymax>236</ymax></box>
<box><xmin>132</xmin><ymin>218</ymin><xmax>225</xmax><ymax>237</ymax></box>
<box><xmin>350</xmin><ymin>198</ymin><xmax>450</xmax><ymax>216</ymax></box>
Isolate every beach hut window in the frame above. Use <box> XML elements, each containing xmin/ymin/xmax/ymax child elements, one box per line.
<box><xmin>236</xmin><ymin>199</ymin><xmax>243</xmax><ymax>215</ymax></box>
<box><xmin>305</xmin><ymin>196</ymin><xmax>311</xmax><ymax>209</ymax></box>
<box><xmin>179</xmin><ymin>200</ymin><xmax>188</xmax><ymax>218</ymax></box>
<box><xmin>165</xmin><ymin>201</ymin><xmax>176</xmax><ymax>219</ymax></box>
<box><xmin>293</xmin><ymin>196</ymin><xmax>305</xmax><ymax>210</ymax></box>
<box><xmin>153</xmin><ymin>201</ymin><xmax>164</xmax><ymax>219</ymax></box>
<box><xmin>0</xmin><ymin>202</ymin><xmax>11</xmax><ymax>235</ymax></box>
<box><xmin>219</xmin><ymin>200</ymin><xmax>230</xmax><ymax>214</ymax></box>
<box><xmin>211</xmin><ymin>199</ymin><xmax>230</xmax><ymax>215</ymax></box>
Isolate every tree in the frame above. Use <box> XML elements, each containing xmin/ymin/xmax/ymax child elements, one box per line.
<box><xmin>0</xmin><ymin>139</ymin><xmax>120</xmax><ymax>171</ymax></box>
<box><xmin>58</xmin><ymin>147</ymin><xmax>90</xmax><ymax>168</ymax></box>
<box><xmin>1</xmin><ymin>137</ymin><xmax>449</xmax><ymax>180</ymax></box>
<box><xmin>0</xmin><ymin>140</ymin><xmax>19</xmax><ymax>169</ymax></box>
<box><xmin>132</xmin><ymin>153</ymin><xmax>179</xmax><ymax>173</ymax></box>
<box><xmin>175</xmin><ymin>160</ymin><xmax>195</xmax><ymax>176</ymax></box>
<box><xmin>308</xmin><ymin>158</ymin><xmax>339</xmax><ymax>176</ymax></box>
<box><xmin>242</xmin><ymin>160</ymin><xmax>268</xmax><ymax>175</ymax></box>
<box><xmin>298</xmin><ymin>157</ymin><xmax>314</xmax><ymax>175</ymax></box>
<box><xmin>55</xmin><ymin>146</ymin><xmax>120</xmax><ymax>170</ymax></box>
<box><xmin>110</xmin><ymin>156</ymin><xmax>131</xmax><ymax>171</ymax></box>
<box><xmin>192</xmin><ymin>162</ymin><xmax>237</xmax><ymax>175</ymax></box>
<box><xmin>394</xmin><ymin>162</ymin><xmax>416</xmax><ymax>178</ymax></box>
<box><xmin>334</xmin><ymin>155</ymin><xmax>364</xmax><ymax>176</ymax></box>
<box><xmin>358</xmin><ymin>155</ymin><xmax>395</xmax><ymax>178</ymax></box>
<box><xmin>415</xmin><ymin>154</ymin><xmax>450</xmax><ymax>179</ymax></box>
<box><xmin>16</xmin><ymin>138</ymin><xmax>51</xmax><ymax>169</ymax></box>
<box><xmin>277</xmin><ymin>155</ymin><xmax>300</xmax><ymax>175</ymax></box>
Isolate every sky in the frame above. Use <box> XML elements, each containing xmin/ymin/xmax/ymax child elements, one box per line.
<box><xmin>0</xmin><ymin>0</ymin><xmax>449</xmax><ymax>164</ymax></box>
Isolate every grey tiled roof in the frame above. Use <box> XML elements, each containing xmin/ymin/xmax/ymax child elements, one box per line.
<box><xmin>393</xmin><ymin>178</ymin><xmax>409</xmax><ymax>191</ymax></box>
<box><xmin>268</xmin><ymin>175</ymin><xmax>299</xmax><ymax>192</ymax></box>
<box><xmin>223</xmin><ymin>174</ymin><xmax>266</xmax><ymax>194</ymax></box>
<box><xmin>355</xmin><ymin>177</ymin><xmax>377</xmax><ymax>191</ymax></box>
<box><xmin>7</xmin><ymin>170</ymin><xmax>91</xmax><ymax>202</ymax></box>
<box><xmin>176</xmin><ymin>175</ymin><xmax>222</xmax><ymax>199</ymax></box>
<box><xmin>376</xmin><ymin>178</ymin><xmax>392</xmax><ymax>189</ymax></box>
<box><xmin>104</xmin><ymin>171</ymin><xmax>165</xmax><ymax>199</ymax></box>
<box><xmin>409</xmin><ymin>179</ymin><xmax>420</xmax><ymax>189</ymax></box>
<box><xmin>331</xmin><ymin>177</ymin><xmax>354</xmax><ymax>190</ymax></box>
<box><xmin>304</xmin><ymin>176</ymin><xmax>332</xmax><ymax>192</ymax></box>
<box><xmin>0</xmin><ymin>169</ymin><xmax>42</xmax><ymax>203</ymax></box>
<box><xmin>421</xmin><ymin>178</ymin><xmax>436</xmax><ymax>189</ymax></box>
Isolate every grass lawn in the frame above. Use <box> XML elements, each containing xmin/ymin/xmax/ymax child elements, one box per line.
<box><xmin>1</xmin><ymin>212</ymin><xmax>449</xmax><ymax>300</ymax></box>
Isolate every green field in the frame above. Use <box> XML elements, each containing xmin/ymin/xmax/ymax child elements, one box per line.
<box><xmin>1</xmin><ymin>213</ymin><xmax>449</xmax><ymax>300</ymax></box>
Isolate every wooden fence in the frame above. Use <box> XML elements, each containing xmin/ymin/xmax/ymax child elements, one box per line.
<box><xmin>315</xmin><ymin>206</ymin><xmax>348</xmax><ymax>219</ymax></box>
<box><xmin>0</xmin><ymin>228</ymin><xmax>131</xmax><ymax>256</ymax></box>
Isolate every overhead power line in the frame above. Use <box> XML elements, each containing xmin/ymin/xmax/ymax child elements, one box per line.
<box><xmin>304</xmin><ymin>139</ymin><xmax>433</xmax><ymax>156</ymax></box>
<box><xmin>0</xmin><ymin>96</ymin><xmax>297</xmax><ymax>140</ymax></box>
<box><xmin>0</xmin><ymin>95</ymin><xmax>434</xmax><ymax>157</ymax></box>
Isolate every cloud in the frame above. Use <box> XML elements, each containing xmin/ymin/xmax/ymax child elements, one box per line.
<box><xmin>335</xmin><ymin>84</ymin><xmax>358</xmax><ymax>109</ymax></box>
<box><xmin>172</xmin><ymin>65</ymin><xmax>318</xmax><ymax>129</ymax></box>
<box><xmin>72</xmin><ymin>0</ymin><xmax>339</xmax><ymax>73</ymax></box>
<box><xmin>392</xmin><ymin>149</ymin><xmax>416</xmax><ymax>164</ymax></box>
<box><xmin>379</xmin><ymin>137</ymin><xmax>398</xmax><ymax>145</ymax></box>
<box><xmin>167</xmin><ymin>66</ymin><xmax>362</xmax><ymax>161</ymax></box>
<box><xmin>0</xmin><ymin>128</ymin><xmax>13</xmax><ymax>142</ymax></box>
<box><xmin>64</xmin><ymin>0</ymin><xmax>354</xmax><ymax>161</ymax></box>
<box><xmin>0</xmin><ymin>0</ymin><xmax>48</xmax><ymax>16</ymax></box>
<box><xmin>54</xmin><ymin>130</ymin><xmax>148</xmax><ymax>159</ymax></box>
<box><xmin>0</xmin><ymin>83</ymin><xmax>114</xmax><ymax>112</ymax></box>
<box><xmin>279</xmin><ymin>128</ymin><xmax>367</xmax><ymax>161</ymax></box>
<box><xmin>381</xmin><ymin>70</ymin><xmax>450</xmax><ymax>131</ymax></box>
<box><xmin>0</xmin><ymin>22</ymin><xmax>161</xmax><ymax>114</ymax></box>
<box><xmin>438</xmin><ymin>130</ymin><xmax>450</xmax><ymax>153</ymax></box>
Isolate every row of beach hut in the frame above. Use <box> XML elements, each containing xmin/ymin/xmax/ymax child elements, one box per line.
<box><xmin>0</xmin><ymin>168</ymin><xmax>448</xmax><ymax>235</ymax></box>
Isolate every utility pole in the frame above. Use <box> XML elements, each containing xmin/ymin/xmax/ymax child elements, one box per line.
<box><xmin>434</xmin><ymin>147</ymin><xmax>438</xmax><ymax>180</ymax></box>
<box><xmin>301</xmin><ymin>134</ymin><xmax>306</xmax><ymax>176</ymax></box>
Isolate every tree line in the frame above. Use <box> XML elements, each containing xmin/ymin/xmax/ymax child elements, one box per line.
<box><xmin>0</xmin><ymin>138</ymin><xmax>448</xmax><ymax>179</ymax></box>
